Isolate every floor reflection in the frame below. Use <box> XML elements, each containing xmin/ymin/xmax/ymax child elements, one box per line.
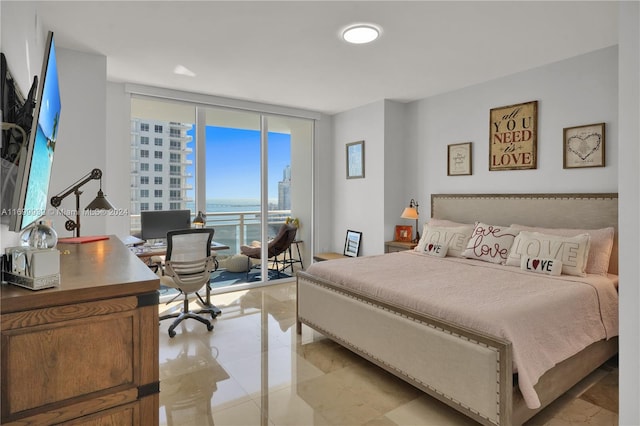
<box><xmin>158</xmin><ymin>281</ymin><xmax>618</xmax><ymax>426</ymax></box>
<box><xmin>160</xmin><ymin>337</ymin><xmax>229</xmax><ymax>425</ymax></box>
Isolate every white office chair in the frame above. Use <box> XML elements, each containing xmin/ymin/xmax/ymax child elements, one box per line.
<box><xmin>159</xmin><ymin>228</ymin><xmax>217</xmax><ymax>337</ymax></box>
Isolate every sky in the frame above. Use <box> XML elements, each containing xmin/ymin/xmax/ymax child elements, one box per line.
<box><xmin>186</xmin><ymin>126</ymin><xmax>291</xmax><ymax>201</ymax></box>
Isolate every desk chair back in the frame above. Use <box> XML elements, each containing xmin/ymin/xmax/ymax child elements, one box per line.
<box><xmin>161</xmin><ymin>228</ymin><xmax>217</xmax><ymax>337</ymax></box>
<box><xmin>166</xmin><ymin>228</ymin><xmax>214</xmax><ymax>262</ymax></box>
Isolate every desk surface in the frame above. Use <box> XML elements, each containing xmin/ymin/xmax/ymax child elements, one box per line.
<box><xmin>134</xmin><ymin>241</ymin><xmax>230</xmax><ymax>259</ymax></box>
<box><xmin>1</xmin><ymin>235</ymin><xmax>160</xmax><ymax>314</ymax></box>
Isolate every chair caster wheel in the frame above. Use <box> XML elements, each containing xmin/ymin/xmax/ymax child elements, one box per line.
<box><xmin>168</xmin><ymin>329</ymin><xmax>176</xmax><ymax>338</ymax></box>
<box><xmin>207</xmin><ymin>323</ymin><xmax>214</xmax><ymax>331</ymax></box>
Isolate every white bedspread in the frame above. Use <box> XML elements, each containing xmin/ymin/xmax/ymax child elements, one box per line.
<box><xmin>305</xmin><ymin>251</ymin><xmax>619</xmax><ymax>409</ymax></box>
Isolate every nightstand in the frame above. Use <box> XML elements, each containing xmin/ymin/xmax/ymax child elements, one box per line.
<box><xmin>385</xmin><ymin>241</ymin><xmax>417</xmax><ymax>253</ymax></box>
<box><xmin>313</xmin><ymin>252</ymin><xmax>348</xmax><ymax>262</ymax></box>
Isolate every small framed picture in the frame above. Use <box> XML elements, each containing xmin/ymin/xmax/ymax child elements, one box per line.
<box><xmin>563</xmin><ymin>123</ymin><xmax>605</xmax><ymax>169</ymax></box>
<box><xmin>346</xmin><ymin>140</ymin><xmax>365</xmax><ymax>179</ymax></box>
<box><xmin>343</xmin><ymin>230</ymin><xmax>362</xmax><ymax>257</ymax></box>
<box><xmin>448</xmin><ymin>142</ymin><xmax>472</xmax><ymax>176</ymax></box>
<box><xmin>395</xmin><ymin>225</ymin><xmax>413</xmax><ymax>242</ymax></box>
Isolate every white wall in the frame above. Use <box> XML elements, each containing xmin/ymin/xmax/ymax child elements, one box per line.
<box><xmin>383</xmin><ymin>100</ymin><xmax>409</xmax><ymax>242</ymax></box>
<box><xmin>312</xmin><ymin>114</ymin><xmax>333</xmax><ymax>254</ymax></box>
<box><xmin>406</xmin><ymin>46</ymin><xmax>618</xmax><ymax>218</ymax></box>
<box><xmin>331</xmin><ymin>99</ymin><xmax>408</xmax><ymax>255</ymax></box>
<box><xmin>331</xmin><ymin>48</ymin><xmax>619</xmax><ymax>252</ymax></box>
<box><xmin>331</xmin><ymin>100</ymin><xmax>386</xmax><ymax>255</ymax></box>
<box><xmin>105</xmin><ymin>82</ymin><xmax>133</xmax><ymax>240</ymax></box>
<box><xmin>618</xmin><ymin>1</ymin><xmax>640</xmax><ymax>423</ymax></box>
<box><xmin>287</xmin><ymin>117</ymin><xmax>314</xmax><ymax>269</ymax></box>
<box><xmin>0</xmin><ymin>2</ymin><xmax>39</xmax><ymax>97</ymax></box>
<box><xmin>49</xmin><ymin>48</ymin><xmax>107</xmax><ymax>238</ymax></box>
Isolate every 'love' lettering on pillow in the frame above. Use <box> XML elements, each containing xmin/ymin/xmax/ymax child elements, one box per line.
<box><xmin>520</xmin><ymin>256</ymin><xmax>563</xmax><ymax>276</ymax></box>
<box><xmin>423</xmin><ymin>243</ymin><xmax>447</xmax><ymax>258</ymax></box>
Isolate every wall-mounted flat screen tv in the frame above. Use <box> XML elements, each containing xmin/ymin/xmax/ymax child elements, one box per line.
<box><xmin>9</xmin><ymin>31</ymin><xmax>61</xmax><ymax>232</ymax></box>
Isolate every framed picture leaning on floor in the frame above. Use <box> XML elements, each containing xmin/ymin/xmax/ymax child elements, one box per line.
<box><xmin>343</xmin><ymin>230</ymin><xmax>362</xmax><ymax>257</ymax></box>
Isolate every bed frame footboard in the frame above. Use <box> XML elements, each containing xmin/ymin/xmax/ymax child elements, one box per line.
<box><xmin>297</xmin><ymin>272</ymin><xmax>513</xmax><ymax>426</ymax></box>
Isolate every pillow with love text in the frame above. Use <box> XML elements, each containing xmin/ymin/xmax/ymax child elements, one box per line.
<box><xmin>461</xmin><ymin>222</ymin><xmax>518</xmax><ymax>264</ymax></box>
<box><xmin>520</xmin><ymin>256</ymin><xmax>563</xmax><ymax>276</ymax></box>
<box><xmin>415</xmin><ymin>224</ymin><xmax>473</xmax><ymax>257</ymax></box>
<box><xmin>506</xmin><ymin>231</ymin><xmax>591</xmax><ymax>277</ymax></box>
<box><xmin>510</xmin><ymin>224</ymin><xmax>613</xmax><ymax>276</ymax></box>
<box><xmin>421</xmin><ymin>242</ymin><xmax>448</xmax><ymax>258</ymax></box>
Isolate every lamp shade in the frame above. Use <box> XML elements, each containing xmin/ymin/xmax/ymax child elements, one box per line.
<box><xmin>193</xmin><ymin>211</ymin><xmax>206</xmax><ymax>227</ymax></box>
<box><xmin>400</xmin><ymin>207</ymin><xmax>419</xmax><ymax>220</ymax></box>
<box><xmin>85</xmin><ymin>190</ymin><xmax>115</xmax><ymax>211</ymax></box>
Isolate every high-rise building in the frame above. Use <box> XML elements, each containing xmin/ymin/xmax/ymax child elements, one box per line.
<box><xmin>278</xmin><ymin>165</ymin><xmax>291</xmax><ymax>210</ymax></box>
<box><xmin>130</xmin><ymin>118</ymin><xmax>193</xmax><ymax>215</ymax></box>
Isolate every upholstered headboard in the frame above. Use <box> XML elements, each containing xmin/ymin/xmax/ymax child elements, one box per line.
<box><xmin>431</xmin><ymin>193</ymin><xmax>619</xmax><ymax>275</ymax></box>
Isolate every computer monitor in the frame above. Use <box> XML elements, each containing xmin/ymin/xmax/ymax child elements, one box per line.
<box><xmin>140</xmin><ymin>209</ymin><xmax>191</xmax><ymax>241</ymax></box>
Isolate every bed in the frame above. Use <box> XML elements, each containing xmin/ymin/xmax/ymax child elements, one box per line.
<box><xmin>296</xmin><ymin>193</ymin><xmax>618</xmax><ymax>426</ymax></box>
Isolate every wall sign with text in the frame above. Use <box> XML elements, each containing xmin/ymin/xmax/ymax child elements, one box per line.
<box><xmin>489</xmin><ymin>100</ymin><xmax>537</xmax><ymax>171</ymax></box>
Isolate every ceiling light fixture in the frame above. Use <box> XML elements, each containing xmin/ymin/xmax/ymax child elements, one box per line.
<box><xmin>342</xmin><ymin>24</ymin><xmax>381</xmax><ymax>44</ymax></box>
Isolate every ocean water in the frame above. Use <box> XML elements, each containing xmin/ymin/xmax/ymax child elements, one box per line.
<box><xmin>187</xmin><ymin>198</ymin><xmax>278</xmax><ymax>214</ymax></box>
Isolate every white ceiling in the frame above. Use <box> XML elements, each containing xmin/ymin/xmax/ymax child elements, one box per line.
<box><xmin>31</xmin><ymin>1</ymin><xmax>618</xmax><ymax>115</ymax></box>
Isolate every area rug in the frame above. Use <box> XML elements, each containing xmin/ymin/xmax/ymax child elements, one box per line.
<box><xmin>158</xmin><ymin>268</ymin><xmax>291</xmax><ymax>297</ymax></box>
<box><xmin>209</xmin><ymin>268</ymin><xmax>292</xmax><ymax>289</ymax></box>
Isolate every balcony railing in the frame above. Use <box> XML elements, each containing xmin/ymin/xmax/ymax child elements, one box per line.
<box><xmin>130</xmin><ymin>209</ymin><xmax>292</xmax><ymax>254</ymax></box>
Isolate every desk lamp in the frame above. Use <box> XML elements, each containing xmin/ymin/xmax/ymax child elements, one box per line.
<box><xmin>50</xmin><ymin>168</ymin><xmax>115</xmax><ymax>237</ymax></box>
<box><xmin>193</xmin><ymin>211</ymin><xmax>206</xmax><ymax>228</ymax></box>
<box><xmin>401</xmin><ymin>199</ymin><xmax>420</xmax><ymax>243</ymax></box>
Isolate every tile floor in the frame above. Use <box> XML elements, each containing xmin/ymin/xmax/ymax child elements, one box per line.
<box><xmin>158</xmin><ymin>281</ymin><xmax>618</xmax><ymax>426</ymax></box>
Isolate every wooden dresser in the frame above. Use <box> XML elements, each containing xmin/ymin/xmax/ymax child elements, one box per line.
<box><xmin>1</xmin><ymin>236</ymin><xmax>160</xmax><ymax>425</ymax></box>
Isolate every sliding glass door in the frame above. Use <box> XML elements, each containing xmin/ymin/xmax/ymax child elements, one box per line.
<box><xmin>202</xmin><ymin>108</ymin><xmax>312</xmax><ymax>287</ymax></box>
<box><xmin>202</xmin><ymin>108</ymin><xmax>265</xmax><ymax>285</ymax></box>
<box><xmin>131</xmin><ymin>97</ymin><xmax>312</xmax><ymax>292</ymax></box>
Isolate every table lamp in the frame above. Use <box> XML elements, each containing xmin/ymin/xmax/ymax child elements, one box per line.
<box><xmin>50</xmin><ymin>168</ymin><xmax>115</xmax><ymax>237</ymax></box>
<box><xmin>193</xmin><ymin>211</ymin><xmax>206</xmax><ymax>228</ymax></box>
<box><xmin>400</xmin><ymin>199</ymin><xmax>420</xmax><ymax>243</ymax></box>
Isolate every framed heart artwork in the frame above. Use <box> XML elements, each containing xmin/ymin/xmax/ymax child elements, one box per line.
<box><xmin>563</xmin><ymin>122</ymin><xmax>605</xmax><ymax>168</ymax></box>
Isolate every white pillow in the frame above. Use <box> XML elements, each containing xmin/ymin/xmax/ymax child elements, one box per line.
<box><xmin>421</xmin><ymin>242</ymin><xmax>448</xmax><ymax>258</ymax></box>
<box><xmin>506</xmin><ymin>231</ymin><xmax>591</xmax><ymax>277</ymax></box>
<box><xmin>520</xmin><ymin>256</ymin><xmax>563</xmax><ymax>276</ymax></box>
<box><xmin>461</xmin><ymin>222</ymin><xmax>518</xmax><ymax>264</ymax></box>
<box><xmin>510</xmin><ymin>224</ymin><xmax>614</xmax><ymax>276</ymax></box>
<box><xmin>415</xmin><ymin>224</ymin><xmax>473</xmax><ymax>257</ymax></box>
<box><xmin>418</xmin><ymin>219</ymin><xmax>473</xmax><ymax>246</ymax></box>
<box><xmin>221</xmin><ymin>254</ymin><xmax>250</xmax><ymax>272</ymax></box>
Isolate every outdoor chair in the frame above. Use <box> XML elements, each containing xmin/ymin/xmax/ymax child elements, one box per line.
<box><xmin>240</xmin><ymin>223</ymin><xmax>298</xmax><ymax>280</ymax></box>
